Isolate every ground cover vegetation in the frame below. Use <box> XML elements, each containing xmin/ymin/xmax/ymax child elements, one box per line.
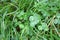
<box><xmin>0</xmin><ymin>0</ymin><xmax>60</xmax><ymax>40</ymax></box>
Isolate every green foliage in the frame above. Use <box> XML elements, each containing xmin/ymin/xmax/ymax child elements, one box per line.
<box><xmin>0</xmin><ymin>0</ymin><xmax>60</xmax><ymax>40</ymax></box>
<box><xmin>29</xmin><ymin>13</ymin><xmax>40</xmax><ymax>27</ymax></box>
<box><xmin>38</xmin><ymin>23</ymin><xmax>49</xmax><ymax>31</ymax></box>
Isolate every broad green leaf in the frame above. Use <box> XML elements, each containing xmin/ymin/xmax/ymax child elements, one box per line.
<box><xmin>38</xmin><ymin>23</ymin><xmax>49</xmax><ymax>31</ymax></box>
<box><xmin>29</xmin><ymin>13</ymin><xmax>40</xmax><ymax>27</ymax></box>
<box><xmin>19</xmin><ymin>24</ymin><xmax>24</xmax><ymax>29</ymax></box>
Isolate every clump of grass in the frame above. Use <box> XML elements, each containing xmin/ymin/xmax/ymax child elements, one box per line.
<box><xmin>0</xmin><ymin>0</ymin><xmax>60</xmax><ymax>40</ymax></box>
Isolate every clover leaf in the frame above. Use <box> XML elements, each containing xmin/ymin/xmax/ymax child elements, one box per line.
<box><xmin>29</xmin><ymin>13</ymin><xmax>40</xmax><ymax>27</ymax></box>
<box><xmin>38</xmin><ymin>23</ymin><xmax>49</xmax><ymax>31</ymax></box>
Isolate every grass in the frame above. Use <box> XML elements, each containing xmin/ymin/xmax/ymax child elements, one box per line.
<box><xmin>0</xmin><ymin>0</ymin><xmax>60</xmax><ymax>40</ymax></box>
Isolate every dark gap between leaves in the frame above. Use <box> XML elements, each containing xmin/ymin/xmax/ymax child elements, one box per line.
<box><xmin>16</xmin><ymin>25</ymin><xmax>21</xmax><ymax>32</ymax></box>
